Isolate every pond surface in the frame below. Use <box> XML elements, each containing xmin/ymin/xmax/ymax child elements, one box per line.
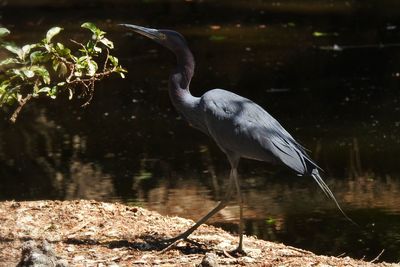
<box><xmin>1</xmin><ymin>1</ymin><xmax>400</xmax><ymax>263</ymax></box>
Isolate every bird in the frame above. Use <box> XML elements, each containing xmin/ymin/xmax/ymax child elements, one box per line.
<box><xmin>120</xmin><ymin>24</ymin><xmax>351</xmax><ymax>254</ymax></box>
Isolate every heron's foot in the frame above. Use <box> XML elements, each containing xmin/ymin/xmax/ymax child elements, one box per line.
<box><xmin>157</xmin><ymin>238</ymin><xmax>183</xmax><ymax>253</ymax></box>
<box><xmin>154</xmin><ymin>236</ymin><xmax>182</xmax><ymax>250</ymax></box>
<box><xmin>157</xmin><ymin>231</ymin><xmax>191</xmax><ymax>246</ymax></box>
<box><xmin>228</xmin><ymin>246</ymin><xmax>247</xmax><ymax>257</ymax></box>
<box><xmin>156</xmin><ymin>235</ymin><xmax>204</xmax><ymax>253</ymax></box>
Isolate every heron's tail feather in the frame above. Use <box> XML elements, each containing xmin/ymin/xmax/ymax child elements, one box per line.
<box><xmin>311</xmin><ymin>169</ymin><xmax>357</xmax><ymax>226</ymax></box>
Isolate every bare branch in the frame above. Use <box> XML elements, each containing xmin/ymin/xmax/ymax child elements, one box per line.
<box><xmin>10</xmin><ymin>94</ymin><xmax>33</xmax><ymax>123</ymax></box>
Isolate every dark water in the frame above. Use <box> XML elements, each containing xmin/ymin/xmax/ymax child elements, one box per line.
<box><xmin>1</xmin><ymin>1</ymin><xmax>400</xmax><ymax>263</ymax></box>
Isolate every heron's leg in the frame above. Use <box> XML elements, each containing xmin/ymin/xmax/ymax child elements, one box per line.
<box><xmin>232</xmin><ymin>167</ymin><xmax>245</xmax><ymax>253</ymax></box>
<box><xmin>163</xmin><ymin>169</ymin><xmax>236</xmax><ymax>243</ymax></box>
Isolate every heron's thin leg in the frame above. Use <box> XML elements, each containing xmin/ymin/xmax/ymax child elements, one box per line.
<box><xmin>163</xmin><ymin>169</ymin><xmax>236</xmax><ymax>243</ymax></box>
<box><xmin>232</xmin><ymin>167</ymin><xmax>244</xmax><ymax>253</ymax></box>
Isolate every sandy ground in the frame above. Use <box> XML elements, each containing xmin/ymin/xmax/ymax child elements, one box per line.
<box><xmin>0</xmin><ymin>200</ymin><xmax>396</xmax><ymax>266</ymax></box>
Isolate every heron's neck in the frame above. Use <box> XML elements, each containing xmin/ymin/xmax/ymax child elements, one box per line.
<box><xmin>168</xmin><ymin>47</ymin><xmax>207</xmax><ymax>133</ymax></box>
<box><xmin>168</xmin><ymin>47</ymin><xmax>196</xmax><ymax>110</ymax></box>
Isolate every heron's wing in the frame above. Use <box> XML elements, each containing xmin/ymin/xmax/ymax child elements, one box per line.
<box><xmin>259</xmin><ymin>110</ymin><xmax>320</xmax><ymax>173</ymax></box>
<box><xmin>200</xmin><ymin>89</ymin><xmax>319</xmax><ymax>174</ymax></box>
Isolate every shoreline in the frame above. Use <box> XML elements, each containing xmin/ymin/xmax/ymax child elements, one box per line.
<box><xmin>0</xmin><ymin>200</ymin><xmax>394</xmax><ymax>266</ymax></box>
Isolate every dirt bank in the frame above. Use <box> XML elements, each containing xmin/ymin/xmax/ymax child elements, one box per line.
<box><xmin>0</xmin><ymin>200</ymin><xmax>395</xmax><ymax>266</ymax></box>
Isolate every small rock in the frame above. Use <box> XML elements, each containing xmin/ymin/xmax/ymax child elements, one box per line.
<box><xmin>215</xmin><ymin>239</ymin><xmax>233</xmax><ymax>251</ymax></box>
<box><xmin>198</xmin><ymin>252</ymin><xmax>219</xmax><ymax>267</ymax></box>
<box><xmin>17</xmin><ymin>240</ymin><xmax>68</xmax><ymax>267</ymax></box>
<box><xmin>72</xmin><ymin>255</ymin><xmax>85</xmax><ymax>262</ymax></box>
<box><xmin>242</xmin><ymin>256</ymin><xmax>255</xmax><ymax>263</ymax></box>
<box><xmin>10</xmin><ymin>201</ymin><xmax>21</xmax><ymax>208</ymax></box>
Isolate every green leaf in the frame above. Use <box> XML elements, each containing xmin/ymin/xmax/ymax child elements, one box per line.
<box><xmin>74</xmin><ymin>70</ymin><xmax>83</xmax><ymax>77</ymax></box>
<box><xmin>0</xmin><ymin>82</ymin><xmax>10</xmax><ymax>105</ymax></box>
<box><xmin>86</xmin><ymin>59</ymin><xmax>98</xmax><ymax>76</ymax></box>
<box><xmin>0</xmin><ymin>58</ymin><xmax>20</xmax><ymax>66</ymax></box>
<box><xmin>108</xmin><ymin>55</ymin><xmax>118</xmax><ymax>66</ymax></box>
<box><xmin>0</xmin><ymin>80</ymin><xmax>10</xmax><ymax>87</ymax></box>
<box><xmin>68</xmin><ymin>88</ymin><xmax>73</xmax><ymax>100</ymax></box>
<box><xmin>115</xmin><ymin>66</ymin><xmax>127</xmax><ymax>78</ymax></box>
<box><xmin>94</xmin><ymin>46</ymin><xmax>102</xmax><ymax>53</ymax></box>
<box><xmin>31</xmin><ymin>65</ymin><xmax>50</xmax><ymax>84</ymax></box>
<box><xmin>22</xmin><ymin>69</ymin><xmax>35</xmax><ymax>78</ymax></box>
<box><xmin>56</xmin><ymin>42</ymin><xmax>65</xmax><ymax>50</ymax></box>
<box><xmin>38</xmin><ymin>87</ymin><xmax>51</xmax><ymax>93</ymax></box>
<box><xmin>53</xmin><ymin>61</ymin><xmax>68</xmax><ymax>77</ymax></box>
<box><xmin>100</xmin><ymin>38</ymin><xmax>114</xmax><ymax>49</ymax></box>
<box><xmin>10</xmin><ymin>69</ymin><xmax>25</xmax><ymax>80</ymax></box>
<box><xmin>81</xmin><ymin>22</ymin><xmax>99</xmax><ymax>33</ymax></box>
<box><xmin>3</xmin><ymin>43</ymin><xmax>23</xmax><ymax>59</ymax></box>
<box><xmin>84</xmin><ymin>40</ymin><xmax>96</xmax><ymax>54</ymax></box>
<box><xmin>1</xmin><ymin>84</ymin><xmax>20</xmax><ymax>105</ymax></box>
<box><xmin>117</xmin><ymin>66</ymin><xmax>127</xmax><ymax>73</ymax></box>
<box><xmin>0</xmin><ymin>28</ymin><xmax>10</xmax><ymax>38</ymax></box>
<box><xmin>59</xmin><ymin>62</ymin><xmax>68</xmax><ymax>76</ymax></box>
<box><xmin>21</xmin><ymin>44</ymin><xmax>37</xmax><ymax>61</ymax></box>
<box><xmin>30</xmin><ymin>51</ymin><xmax>50</xmax><ymax>64</ymax></box>
<box><xmin>55</xmin><ymin>42</ymin><xmax>71</xmax><ymax>57</ymax></box>
<box><xmin>50</xmin><ymin>86</ymin><xmax>58</xmax><ymax>99</ymax></box>
<box><xmin>44</xmin><ymin>43</ymin><xmax>53</xmax><ymax>52</ymax></box>
<box><xmin>81</xmin><ymin>22</ymin><xmax>105</xmax><ymax>39</ymax></box>
<box><xmin>76</xmin><ymin>55</ymin><xmax>88</xmax><ymax>65</ymax></box>
<box><xmin>52</xmin><ymin>61</ymin><xmax>59</xmax><ymax>72</ymax></box>
<box><xmin>22</xmin><ymin>44</ymin><xmax>33</xmax><ymax>56</ymax></box>
<box><xmin>42</xmin><ymin>73</ymin><xmax>51</xmax><ymax>84</ymax></box>
<box><xmin>69</xmin><ymin>54</ymin><xmax>78</xmax><ymax>62</ymax></box>
<box><xmin>46</xmin><ymin>27</ymin><xmax>63</xmax><ymax>43</ymax></box>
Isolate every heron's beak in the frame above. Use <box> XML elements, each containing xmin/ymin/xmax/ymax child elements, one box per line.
<box><xmin>119</xmin><ymin>24</ymin><xmax>166</xmax><ymax>41</ymax></box>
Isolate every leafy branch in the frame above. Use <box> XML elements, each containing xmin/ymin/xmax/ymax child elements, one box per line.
<box><xmin>0</xmin><ymin>22</ymin><xmax>127</xmax><ymax>122</ymax></box>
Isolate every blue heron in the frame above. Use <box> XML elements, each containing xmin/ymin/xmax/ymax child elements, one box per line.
<box><xmin>121</xmin><ymin>24</ymin><xmax>351</xmax><ymax>253</ymax></box>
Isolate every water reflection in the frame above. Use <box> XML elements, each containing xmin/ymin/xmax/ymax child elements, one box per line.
<box><xmin>1</xmin><ymin>0</ymin><xmax>400</xmax><ymax>263</ymax></box>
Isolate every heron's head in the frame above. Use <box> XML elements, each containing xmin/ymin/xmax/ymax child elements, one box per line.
<box><xmin>120</xmin><ymin>24</ymin><xmax>188</xmax><ymax>53</ymax></box>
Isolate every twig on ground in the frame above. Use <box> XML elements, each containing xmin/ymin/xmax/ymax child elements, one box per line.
<box><xmin>370</xmin><ymin>249</ymin><xmax>385</xmax><ymax>263</ymax></box>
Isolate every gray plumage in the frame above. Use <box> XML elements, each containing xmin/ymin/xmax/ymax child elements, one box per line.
<box><xmin>199</xmin><ymin>89</ymin><xmax>316</xmax><ymax>174</ymax></box>
<box><xmin>121</xmin><ymin>24</ymin><xmax>352</xmax><ymax>253</ymax></box>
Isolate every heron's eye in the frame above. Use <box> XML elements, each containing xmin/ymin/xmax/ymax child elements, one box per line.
<box><xmin>160</xmin><ymin>33</ymin><xmax>167</xmax><ymax>40</ymax></box>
